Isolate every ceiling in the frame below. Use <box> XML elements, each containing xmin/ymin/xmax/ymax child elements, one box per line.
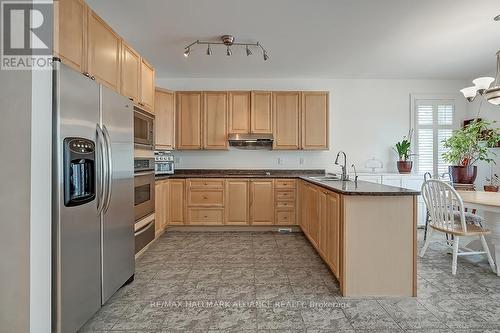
<box><xmin>86</xmin><ymin>0</ymin><xmax>500</xmax><ymax>79</ymax></box>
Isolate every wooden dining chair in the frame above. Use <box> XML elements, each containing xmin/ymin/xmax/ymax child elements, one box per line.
<box><xmin>419</xmin><ymin>179</ymin><xmax>496</xmax><ymax>275</ymax></box>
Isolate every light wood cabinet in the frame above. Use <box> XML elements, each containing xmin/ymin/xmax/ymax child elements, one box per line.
<box><xmin>225</xmin><ymin>180</ymin><xmax>249</xmax><ymax>225</ymax></box>
<box><xmin>120</xmin><ymin>41</ymin><xmax>140</xmax><ymax>102</ymax></box>
<box><xmin>186</xmin><ymin>178</ymin><xmax>224</xmax><ymax>224</ymax></box>
<box><xmin>251</xmin><ymin>91</ymin><xmax>273</xmax><ymax>134</ymax></box>
<box><xmin>87</xmin><ymin>10</ymin><xmax>121</xmax><ymax>91</ymax></box>
<box><xmin>301</xmin><ymin>91</ymin><xmax>328</xmax><ymax>150</ymax></box>
<box><xmin>155</xmin><ymin>89</ymin><xmax>175</xmax><ymax>150</ymax></box>
<box><xmin>228</xmin><ymin>92</ymin><xmax>251</xmax><ymax>134</ymax></box>
<box><xmin>325</xmin><ymin>191</ymin><xmax>340</xmax><ymax>275</ymax></box>
<box><xmin>139</xmin><ymin>58</ymin><xmax>155</xmax><ymax>112</ymax></box>
<box><xmin>250</xmin><ymin>180</ymin><xmax>274</xmax><ymax>225</ymax></box>
<box><xmin>176</xmin><ymin>92</ymin><xmax>202</xmax><ymax>149</ymax></box>
<box><xmin>203</xmin><ymin>92</ymin><xmax>228</xmax><ymax>149</ymax></box>
<box><xmin>168</xmin><ymin>180</ymin><xmax>185</xmax><ymax>225</ymax></box>
<box><xmin>306</xmin><ymin>183</ymin><xmax>320</xmax><ymax>247</ymax></box>
<box><xmin>54</xmin><ymin>0</ymin><xmax>87</xmax><ymax>73</ymax></box>
<box><xmin>155</xmin><ymin>180</ymin><xmax>168</xmax><ymax>235</ymax></box>
<box><xmin>273</xmin><ymin>92</ymin><xmax>301</xmax><ymax>149</ymax></box>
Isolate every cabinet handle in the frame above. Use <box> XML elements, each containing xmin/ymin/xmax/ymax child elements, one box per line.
<box><xmin>83</xmin><ymin>72</ymin><xmax>90</xmax><ymax>77</ymax></box>
<box><xmin>90</xmin><ymin>75</ymin><xmax>95</xmax><ymax>80</ymax></box>
<box><xmin>203</xmin><ymin>196</ymin><xmax>208</xmax><ymax>199</ymax></box>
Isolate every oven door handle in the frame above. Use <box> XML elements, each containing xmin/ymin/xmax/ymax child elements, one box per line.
<box><xmin>134</xmin><ymin>220</ymin><xmax>154</xmax><ymax>236</ymax></box>
<box><xmin>134</xmin><ymin>171</ymin><xmax>155</xmax><ymax>177</ymax></box>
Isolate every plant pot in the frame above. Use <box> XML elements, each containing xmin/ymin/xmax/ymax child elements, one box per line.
<box><xmin>484</xmin><ymin>185</ymin><xmax>499</xmax><ymax>192</ymax></box>
<box><xmin>449</xmin><ymin>165</ymin><xmax>477</xmax><ymax>184</ymax></box>
<box><xmin>397</xmin><ymin>161</ymin><xmax>413</xmax><ymax>174</ymax></box>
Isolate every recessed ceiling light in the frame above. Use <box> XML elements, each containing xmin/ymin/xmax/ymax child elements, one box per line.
<box><xmin>494</xmin><ymin>14</ymin><xmax>500</xmax><ymax>21</ymax></box>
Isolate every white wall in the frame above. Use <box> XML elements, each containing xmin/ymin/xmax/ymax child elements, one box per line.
<box><xmin>466</xmin><ymin>98</ymin><xmax>500</xmax><ymax>188</ymax></box>
<box><xmin>157</xmin><ymin>78</ymin><xmax>469</xmax><ymax>174</ymax></box>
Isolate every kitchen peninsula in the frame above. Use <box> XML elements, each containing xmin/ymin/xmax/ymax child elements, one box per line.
<box><xmin>155</xmin><ymin>169</ymin><xmax>419</xmax><ymax>297</ymax></box>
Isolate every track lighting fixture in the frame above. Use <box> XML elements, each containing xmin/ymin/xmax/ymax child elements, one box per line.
<box><xmin>183</xmin><ymin>35</ymin><xmax>269</xmax><ymax>60</ymax></box>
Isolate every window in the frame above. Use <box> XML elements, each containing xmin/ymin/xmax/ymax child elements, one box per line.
<box><xmin>413</xmin><ymin>99</ymin><xmax>456</xmax><ymax>176</ymax></box>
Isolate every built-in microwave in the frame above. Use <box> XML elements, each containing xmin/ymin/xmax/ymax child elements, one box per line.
<box><xmin>134</xmin><ymin>106</ymin><xmax>154</xmax><ymax>150</ymax></box>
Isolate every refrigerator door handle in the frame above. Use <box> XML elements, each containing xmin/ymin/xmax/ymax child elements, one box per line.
<box><xmin>102</xmin><ymin>124</ymin><xmax>113</xmax><ymax>214</ymax></box>
<box><xmin>96</xmin><ymin>124</ymin><xmax>107</xmax><ymax>215</ymax></box>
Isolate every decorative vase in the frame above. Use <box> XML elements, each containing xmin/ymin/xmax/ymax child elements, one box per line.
<box><xmin>397</xmin><ymin>161</ymin><xmax>413</xmax><ymax>174</ymax></box>
<box><xmin>484</xmin><ymin>185</ymin><xmax>499</xmax><ymax>192</ymax></box>
<box><xmin>449</xmin><ymin>165</ymin><xmax>477</xmax><ymax>184</ymax></box>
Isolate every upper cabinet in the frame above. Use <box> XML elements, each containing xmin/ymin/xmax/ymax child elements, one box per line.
<box><xmin>176</xmin><ymin>92</ymin><xmax>203</xmax><ymax>150</ymax></box>
<box><xmin>273</xmin><ymin>92</ymin><xmax>301</xmax><ymax>150</ymax></box>
<box><xmin>139</xmin><ymin>59</ymin><xmax>155</xmax><ymax>112</ymax></box>
<box><xmin>301</xmin><ymin>91</ymin><xmax>329</xmax><ymax>150</ymax></box>
<box><xmin>228</xmin><ymin>91</ymin><xmax>251</xmax><ymax>134</ymax></box>
<box><xmin>251</xmin><ymin>91</ymin><xmax>273</xmax><ymax>134</ymax></box>
<box><xmin>53</xmin><ymin>0</ymin><xmax>87</xmax><ymax>73</ymax></box>
<box><xmin>120</xmin><ymin>41</ymin><xmax>140</xmax><ymax>102</ymax></box>
<box><xmin>203</xmin><ymin>92</ymin><xmax>228</xmax><ymax>149</ymax></box>
<box><xmin>53</xmin><ymin>0</ymin><xmax>156</xmax><ymax>112</ymax></box>
<box><xmin>87</xmin><ymin>10</ymin><xmax>121</xmax><ymax>91</ymax></box>
<box><xmin>155</xmin><ymin>88</ymin><xmax>175</xmax><ymax>150</ymax></box>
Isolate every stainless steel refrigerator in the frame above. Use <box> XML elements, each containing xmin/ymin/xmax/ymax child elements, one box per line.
<box><xmin>52</xmin><ymin>61</ymin><xmax>135</xmax><ymax>333</ymax></box>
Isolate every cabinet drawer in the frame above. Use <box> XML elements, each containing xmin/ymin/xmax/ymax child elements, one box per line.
<box><xmin>276</xmin><ymin>210</ymin><xmax>296</xmax><ymax>225</ymax></box>
<box><xmin>275</xmin><ymin>179</ymin><xmax>296</xmax><ymax>189</ymax></box>
<box><xmin>188</xmin><ymin>208</ymin><xmax>224</xmax><ymax>224</ymax></box>
<box><xmin>276</xmin><ymin>201</ymin><xmax>295</xmax><ymax>209</ymax></box>
<box><xmin>187</xmin><ymin>179</ymin><xmax>224</xmax><ymax>189</ymax></box>
<box><xmin>275</xmin><ymin>190</ymin><xmax>295</xmax><ymax>201</ymax></box>
<box><xmin>188</xmin><ymin>190</ymin><xmax>224</xmax><ymax>206</ymax></box>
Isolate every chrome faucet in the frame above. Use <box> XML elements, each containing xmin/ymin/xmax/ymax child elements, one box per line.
<box><xmin>335</xmin><ymin>151</ymin><xmax>349</xmax><ymax>181</ymax></box>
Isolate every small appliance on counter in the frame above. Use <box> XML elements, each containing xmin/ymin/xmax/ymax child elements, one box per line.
<box><xmin>154</xmin><ymin>150</ymin><xmax>175</xmax><ymax>175</ymax></box>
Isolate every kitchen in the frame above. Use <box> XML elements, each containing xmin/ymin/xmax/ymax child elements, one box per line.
<box><xmin>2</xmin><ymin>0</ymin><xmax>500</xmax><ymax>332</ymax></box>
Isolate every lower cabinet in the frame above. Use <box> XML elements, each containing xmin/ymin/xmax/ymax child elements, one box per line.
<box><xmin>154</xmin><ymin>180</ymin><xmax>168</xmax><ymax>236</ymax></box>
<box><xmin>168</xmin><ymin>180</ymin><xmax>185</xmax><ymax>225</ymax></box>
<box><xmin>225</xmin><ymin>180</ymin><xmax>249</xmax><ymax>225</ymax></box>
<box><xmin>250</xmin><ymin>180</ymin><xmax>275</xmax><ymax>225</ymax></box>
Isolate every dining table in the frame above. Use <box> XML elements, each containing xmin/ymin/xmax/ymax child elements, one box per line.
<box><xmin>458</xmin><ymin>191</ymin><xmax>500</xmax><ymax>276</ymax></box>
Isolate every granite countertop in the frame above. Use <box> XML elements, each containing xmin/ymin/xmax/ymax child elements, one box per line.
<box><xmin>155</xmin><ymin>169</ymin><xmax>420</xmax><ymax>196</ymax></box>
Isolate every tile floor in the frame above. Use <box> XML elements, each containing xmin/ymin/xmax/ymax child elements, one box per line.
<box><xmin>80</xmin><ymin>230</ymin><xmax>500</xmax><ymax>333</ymax></box>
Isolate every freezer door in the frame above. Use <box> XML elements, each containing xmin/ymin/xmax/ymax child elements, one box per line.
<box><xmin>53</xmin><ymin>62</ymin><xmax>101</xmax><ymax>333</ymax></box>
<box><xmin>100</xmin><ymin>86</ymin><xmax>135</xmax><ymax>303</ymax></box>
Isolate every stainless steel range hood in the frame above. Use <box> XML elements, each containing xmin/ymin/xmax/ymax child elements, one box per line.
<box><xmin>228</xmin><ymin>133</ymin><xmax>274</xmax><ymax>150</ymax></box>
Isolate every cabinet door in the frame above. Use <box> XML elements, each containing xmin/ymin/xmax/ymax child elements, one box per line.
<box><xmin>301</xmin><ymin>91</ymin><xmax>328</xmax><ymax>150</ymax></box>
<box><xmin>87</xmin><ymin>10</ymin><xmax>121</xmax><ymax>91</ymax></box>
<box><xmin>120</xmin><ymin>41</ymin><xmax>140</xmax><ymax>102</ymax></box>
<box><xmin>307</xmin><ymin>184</ymin><xmax>320</xmax><ymax>247</ymax></box>
<box><xmin>54</xmin><ymin>0</ymin><xmax>87</xmax><ymax>73</ymax></box>
<box><xmin>298</xmin><ymin>180</ymin><xmax>307</xmax><ymax>232</ymax></box>
<box><xmin>250</xmin><ymin>180</ymin><xmax>274</xmax><ymax>225</ymax></box>
<box><xmin>203</xmin><ymin>92</ymin><xmax>228</xmax><ymax>149</ymax></box>
<box><xmin>154</xmin><ymin>181</ymin><xmax>167</xmax><ymax>236</ymax></box>
<box><xmin>168</xmin><ymin>180</ymin><xmax>184</xmax><ymax>225</ymax></box>
<box><xmin>228</xmin><ymin>91</ymin><xmax>250</xmax><ymax>134</ymax></box>
<box><xmin>176</xmin><ymin>92</ymin><xmax>202</xmax><ymax>150</ymax></box>
<box><xmin>273</xmin><ymin>92</ymin><xmax>300</xmax><ymax>149</ymax></box>
<box><xmin>318</xmin><ymin>190</ymin><xmax>328</xmax><ymax>257</ymax></box>
<box><xmin>251</xmin><ymin>91</ymin><xmax>273</xmax><ymax>134</ymax></box>
<box><xmin>155</xmin><ymin>89</ymin><xmax>175</xmax><ymax>150</ymax></box>
<box><xmin>326</xmin><ymin>192</ymin><xmax>340</xmax><ymax>275</ymax></box>
<box><xmin>225</xmin><ymin>180</ymin><xmax>249</xmax><ymax>225</ymax></box>
<box><xmin>140</xmin><ymin>58</ymin><xmax>155</xmax><ymax>112</ymax></box>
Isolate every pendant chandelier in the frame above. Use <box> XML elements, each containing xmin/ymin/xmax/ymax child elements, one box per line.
<box><xmin>460</xmin><ymin>50</ymin><xmax>500</xmax><ymax>105</ymax></box>
<box><xmin>183</xmin><ymin>35</ymin><xmax>269</xmax><ymax>61</ymax></box>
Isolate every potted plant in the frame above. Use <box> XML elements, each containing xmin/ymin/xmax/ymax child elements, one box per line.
<box><xmin>484</xmin><ymin>173</ymin><xmax>499</xmax><ymax>192</ymax></box>
<box><xmin>442</xmin><ymin>119</ymin><xmax>500</xmax><ymax>184</ymax></box>
<box><xmin>394</xmin><ymin>130</ymin><xmax>414</xmax><ymax>174</ymax></box>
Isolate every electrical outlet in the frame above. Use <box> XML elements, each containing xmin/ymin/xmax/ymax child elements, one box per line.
<box><xmin>299</xmin><ymin>157</ymin><xmax>304</xmax><ymax>165</ymax></box>
<box><xmin>277</xmin><ymin>157</ymin><xmax>283</xmax><ymax>165</ymax></box>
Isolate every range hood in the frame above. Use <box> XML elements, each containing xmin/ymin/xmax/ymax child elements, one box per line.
<box><xmin>228</xmin><ymin>133</ymin><xmax>274</xmax><ymax>150</ymax></box>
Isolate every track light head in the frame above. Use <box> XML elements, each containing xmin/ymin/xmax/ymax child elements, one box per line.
<box><xmin>263</xmin><ymin>52</ymin><xmax>269</xmax><ymax>61</ymax></box>
<box><xmin>184</xmin><ymin>48</ymin><xmax>190</xmax><ymax>57</ymax></box>
<box><xmin>226</xmin><ymin>46</ymin><xmax>232</xmax><ymax>56</ymax></box>
<box><xmin>246</xmin><ymin>45</ymin><xmax>252</xmax><ymax>56</ymax></box>
<box><xmin>206</xmin><ymin>44</ymin><xmax>212</xmax><ymax>56</ymax></box>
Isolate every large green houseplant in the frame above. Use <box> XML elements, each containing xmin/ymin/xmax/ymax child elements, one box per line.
<box><xmin>442</xmin><ymin>119</ymin><xmax>500</xmax><ymax>184</ymax></box>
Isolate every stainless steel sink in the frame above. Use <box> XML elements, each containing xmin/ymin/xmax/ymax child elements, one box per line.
<box><xmin>308</xmin><ymin>175</ymin><xmax>343</xmax><ymax>181</ymax></box>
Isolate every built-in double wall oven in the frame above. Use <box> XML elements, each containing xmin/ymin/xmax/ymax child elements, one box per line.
<box><xmin>133</xmin><ymin>157</ymin><xmax>155</xmax><ymax>253</ymax></box>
